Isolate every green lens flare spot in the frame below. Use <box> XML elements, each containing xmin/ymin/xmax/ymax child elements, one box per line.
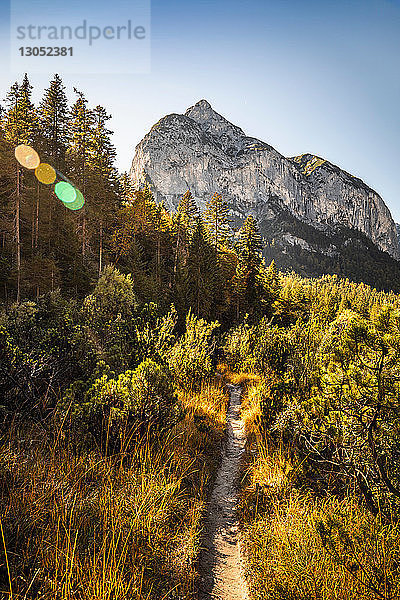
<box><xmin>55</xmin><ymin>181</ymin><xmax>77</xmax><ymax>204</ymax></box>
<box><xmin>63</xmin><ymin>189</ymin><xmax>85</xmax><ymax>211</ymax></box>
<box><xmin>15</xmin><ymin>144</ymin><xmax>40</xmax><ymax>169</ymax></box>
<box><xmin>35</xmin><ymin>162</ymin><xmax>56</xmax><ymax>184</ymax></box>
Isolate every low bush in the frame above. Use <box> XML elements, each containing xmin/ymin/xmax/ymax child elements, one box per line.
<box><xmin>167</xmin><ymin>312</ymin><xmax>219</xmax><ymax>390</ymax></box>
<box><xmin>61</xmin><ymin>359</ymin><xmax>183</xmax><ymax>451</ymax></box>
<box><xmin>0</xmin><ymin>377</ymin><xmax>228</xmax><ymax>600</ymax></box>
<box><xmin>243</xmin><ymin>489</ymin><xmax>400</xmax><ymax>600</ymax></box>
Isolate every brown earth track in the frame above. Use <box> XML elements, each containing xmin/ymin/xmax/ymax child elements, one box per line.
<box><xmin>197</xmin><ymin>384</ymin><xmax>249</xmax><ymax>600</ymax></box>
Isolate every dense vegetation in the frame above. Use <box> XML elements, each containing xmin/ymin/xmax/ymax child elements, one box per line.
<box><xmin>1</xmin><ymin>74</ymin><xmax>400</xmax><ymax>600</ymax></box>
<box><xmin>0</xmin><ymin>266</ymin><xmax>231</xmax><ymax>599</ymax></box>
<box><xmin>0</xmin><ymin>73</ymin><xmax>278</xmax><ymax>599</ymax></box>
<box><xmin>226</xmin><ymin>275</ymin><xmax>400</xmax><ymax>600</ymax></box>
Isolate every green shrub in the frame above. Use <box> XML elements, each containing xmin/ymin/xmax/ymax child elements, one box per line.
<box><xmin>223</xmin><ymin>319</ymin><xmax>254</xmax><ymax>370</ymax></box>
<box><xmin>64</xmin><ymin>359</ymin><xmax>182</xmax><ymax>450</ymax></box>
<box><xmin>83</xmin><ymin>265</ymin><xmax>137</xmax><ymax>325</ymax></box>
<box><xmin>224</xmin><ymin>318</ymin><xmax>293</xmax><ymax>375</ymax></box>
<box><xmin>244</xmin><ymin>493</ymin><xmax>400</xmax><ymax>600</ymax></box>
<box><xmin>251</xmin><ymin>320</ymin><xmax>293</xmax><ymax>374</ymax></box>
<box><xmin>133</xmin><ymin>303</ymin><xmax>178</xmax><ymax>366</ymax></box>
<box><xmin>0</xmin><ymin>295</ymin><xmax>97</xmax><ymax>424</ymax></box>
<box><xmin>167</xmin><ymin>312</ymin><xmax>220</xmax><ymax>390</ymax></box>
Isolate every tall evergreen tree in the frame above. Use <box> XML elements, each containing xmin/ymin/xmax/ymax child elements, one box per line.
<box><xmin>184</xmin><ymin>217</ymin><xmax>217</xmax><ymax>318</ymax></box>
<box><xmin>34</xmin><ymin>75</ymin><xmax>70</xmax><ymax>275</ymax></box>
<box><xmin>265</xmin><ymin>259</ymin><xmax>280</xmax><ymax>296</ymax></box>
<box><xmin>0</xmin><ymin>136</ymin><xmax>16</xmax><ymax>302</ymax></box>
<box><xmin>235</xmin><ymin>215</ymin><xmax>265</xmax><ymax>318</ymax></box>
<box><xmin>67</xmin><ymin>89</ymin><xmax>94</xmax><ymax>256</ymax></box>
<box><xmin>38</xmin><ymin>74</ymin><xmax>70</xmax><ymax>168</ymax></box>
<box><xmin>177</xmin><ymin>190</ymin><xmax>199</xmax><ymax>225</ymax></box>
<box><xmin>119</xmin><ymin>172</ymin><xmax>135</xmax><ymax>204</ymax></box>
<box><xmin>3</xmin><ymin>75</ymin><xmax>37</xmax><ymax>146</ymax></box>
<box><xmin>87</xmin><ymin>105</ymin><xmax>119</xmax><ymax>275</ymax></box>
<box><xmin>172</xmin><ymin>191</ymin><xmax>199</xmax><ymax>281</ymax></box>
<box><xmin>2</xmin><ymin>74</ymin><xmax>37</xmax><ymax>302</ymax></box>
<box><xmin>204</xmin><ymin>192</ymin><xmax>231</xmax><ymax>250</ymax></box>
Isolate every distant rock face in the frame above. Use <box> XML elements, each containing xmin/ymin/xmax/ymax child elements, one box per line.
<box><xmin>130</xmin><ymin>99</ymin><xmax>399</xmax><ymax>259</ymax></box>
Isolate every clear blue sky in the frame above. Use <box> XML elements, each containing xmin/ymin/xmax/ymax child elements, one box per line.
<box><xmin>1</xmin><ymin>0</ymin><xmax>399</xmax><ymax>219</ymax></box>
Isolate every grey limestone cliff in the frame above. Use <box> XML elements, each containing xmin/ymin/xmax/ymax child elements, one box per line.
<box><xmin>130</xmin><ymin>99</ymin><xmax>399</xmax><ymax>259</ymax></box>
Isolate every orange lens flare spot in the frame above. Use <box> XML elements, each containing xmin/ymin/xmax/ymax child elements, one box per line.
<box><xmin>15</xmin><ymin>144</ymin><xmax>40</xmax><ymax>169</ymax></box>
<box><xmin>35</xmin><ymin>163</ymin><xmax>56</xmax><ymax>185</ymax></box>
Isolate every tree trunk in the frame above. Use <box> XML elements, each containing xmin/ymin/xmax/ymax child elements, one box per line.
<box><xmin>173</xmin><ymin>222</ymin><xmax>181</xmax><ymax>286</ymax></box>
<box><xmin>81</xmin><ymin>104</ymin><xmax>87</xmax><ymax>258</ymax></box>
<box><xmin>99</xmin><ymin>220</ymin><xmax>103</xmax><ymax>277</ymax></box>
<box><xmin>157</xmin><ymin>235</ymin><xmax>161</xmax><ymax>284</ymax></box>
<box><xmin>197</xmin><ymin>264</ymin><xmax>201</xmax><ymax>315</ymax></box>
<box><xmin>82</xmin><ymin>210</ymin><xmax>86</xmax><ymax>257</ymax></box>
<box><xmin>16</xmin><ymin>165</ymin><xmax>21</xmax><ymax>303</ymax></box>
<box><xmin>356</xmin><ymin>471</ymin><xmax>378</xmax><ymax>516</ymax></box>
<box><xmin>31</xmin><ymin>196</ymin><xmax>35</xmax><ymax>252</ymax></box>
<box><xmin>35</xmin><ymin>183</ymin><xmax>40</xmax><ymax>249</ymax></box>
<box><xmin>48</xmin><ymin>194</ymin><xmax>53</xmax><ymax>254</ymax></box>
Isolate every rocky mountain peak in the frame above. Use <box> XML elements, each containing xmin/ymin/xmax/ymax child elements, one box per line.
<box><xmin>130</xmin><ymin>102</ymin><xmax>399</xmax><ymax>261</ymax></box>
<box><xmin>187</xmin><ymin>99</ymin><xmax>212</xmax><ymax>111</ymax></box>
<box><xmin>185</xmin><ymin>100</ymin><xmax>246</xmax><ymax>152</ymax></box>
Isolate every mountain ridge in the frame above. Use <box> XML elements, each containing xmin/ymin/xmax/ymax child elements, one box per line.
<box><xmin>130</xmin><ymin>100</ymin><xmax>399</xmax><ymax>263</ymax></box>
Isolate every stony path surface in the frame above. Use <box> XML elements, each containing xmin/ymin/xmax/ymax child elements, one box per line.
<box><xmin>198</xmin><ymin>384</ymin><xmax>249</xmax><ymax>600</ymax></box>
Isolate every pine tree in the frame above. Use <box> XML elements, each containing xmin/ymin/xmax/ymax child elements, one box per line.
<box><xmin>141</xmin><ymin>188</ymin><xmax>173</xmax><ymax>294</ymax></box>
<box><xmin>184</xmin><ymin>217</ymin><xmax>217</xmax><ymax>318</ymax></box>
<box><xmin>112</xmin><ymin>184</ymin><xmax>156</xmax><ymax>264</ymax></box>
<box><xmin>151</xmin><ymin>202</ymin><xmax>164</xmax><ymax>286</ymax></box>
<box><xmin>34</xmin><ymin>75</ymin><xmax>70</xmax><ymax>278</ymax></box>
<box><xmin>38</xmin><ymin>74</ymin><xmax>70</xmax><ymax>168</ymax></box>
<box><xmin>235</xmin><ymin>215</ymin><xmax>264</xmax><ymax>318</ymax></box>
<box><xmin>217</xmin><ymin>246</ymin><xmax>239</xmax><ymax>324</ymax></box>
<box><xmin>204</xmin><ymin>192</ymin><xmax>231</xmax><ymax>250</ymax></box>
<box><xmin>232</xmin><ymin>259</ymin><xmax>247</xmax><ymax>320</ymax></box>
<box><xmin>172</xmin><ymin>191</ymin><xmax>199</xmax><ymax>281</ymax></box>
<box><xmin>67</xmin><ymin>89</ymin><xmax>94</xmax><ymax>257</ymax></box>
<box><xmin>3</xmin><ymin>75</ymin><xmax>37</xmax><ymax>146</ymax></box>
<box><xmin>178</xmin><ymin>190</ymin><xmax>199</xmax><ymax>224</ymax></box>
<box><xmin>0</xmin><ymin>136</ymin><xmax>16</xmax><ymax>302</ymax></box>
<box><xmin>131</xmin><ymin>183</ymin><xmax>160</xmax><ymax>236</ymax></box>
<box><xmin>265</xmin><ymin>260</ymin><xmax>280</xmax><ymax>295</ymax></box>
<box><xmin>2</xmin><ymin>74</ymin><xmax>37</xmax><ymax>302</ymax></box>
<box><xmin>87</xmin><ymin>105</ymin><xmax>119</xmax><ymax>275</ymax></box>
<box><xmin>119</xmin><ymin>172</ymin><xmax>135</xmax><ymax>204</ymax></box>
<box><xmin>110</xmin><ymin>204</ymin><xmax>148</xmax><ymax>295</ymax></box>
<box><xmin>88</xmin><ymin>106</ymin><xmax>117</xmax><ymax>181</ymax></box>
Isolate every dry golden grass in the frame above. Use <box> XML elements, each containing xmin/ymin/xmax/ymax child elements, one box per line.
<box><xmin>239</xmin><ymin>377</ymin><xmax>400</xmax><ymax>600</ymax></box>
<box><xmin>226</xmin><ymin>371</ymin><xmax>260</xmax><ymax>389</ymax></box>
<box><xmin>239</xmin><ymin>379</ymin><xmax>264</xmax><ymax>443</ymax></box>
<box><xmin>0</xmin><ymin>378</ymin><xmax>228</xmax><ymax>600</ymax></box>
<box><xmin>242</xmin><ymin>489</ymin><xmax>400</xmax><ymax>600</ymax></box>
<box><xmin>217</xmin><ymin>365</ymin><xmax>262</xmax><ymax>447</ymax></box>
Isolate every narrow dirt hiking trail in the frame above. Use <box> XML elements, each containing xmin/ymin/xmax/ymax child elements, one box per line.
<box><xmin>198</xmin><ymin>384</ymin><xmax>249</xmax><ymax>600</ymax></box>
